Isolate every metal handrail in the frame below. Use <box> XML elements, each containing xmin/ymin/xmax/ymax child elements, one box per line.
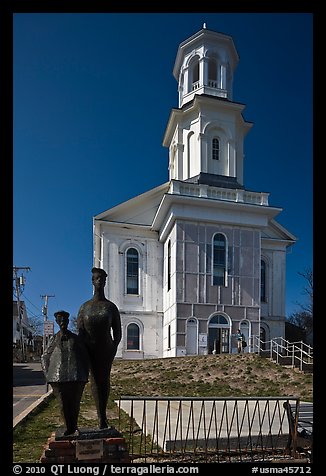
<box><xmin>251</xmin><ymin>335</ymin><xmax>313</xmax><ymax>371</ymax></box>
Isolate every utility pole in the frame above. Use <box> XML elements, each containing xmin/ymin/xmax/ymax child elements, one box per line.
<box><xmin>13</xmin><ymin>266</ymin><xmax>31</xmax><ymax>362</ymax></box>
<box><xmin>41</xmin><ymin>294</ymin><xmax>55</xmax><ymax>354</ymax></box>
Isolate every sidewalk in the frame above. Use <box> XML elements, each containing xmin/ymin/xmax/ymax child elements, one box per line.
<box><xmin>13</xmin><ymin>388</ymin><xmax>53</xmax><ymax>428</ymax></box>
<box><xmin>13</xmin><ymin>362</ymin><xmax>52</xmax><ymax>427</ymax></box>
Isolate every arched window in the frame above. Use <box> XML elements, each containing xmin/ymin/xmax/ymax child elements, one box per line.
<box><xmin>192</xmin><ymin>61</ymin><xmax>199</xmax><ymax>85</ymax></box>
<box><xmin>261</xmin><ymin>259</ymin><xmax>267</xmax><ymax>302</ymax></box>
<box><xmin>212</xmin><ymin>233</ymin><xmax>227</xmax><ymax>286</ymax></box>
<box><xmin>127</xmin><ymin>323</ymin><xmax>140</xmax><ymax>350</ymax></box>
<box><xmin>210</xmin><ymin>314</ymin><xmax>228</xmax><ymax>325</ymax></box>
<box><xmin>126</xmin><ymin>248</ymin><xmax>139</xmax><ymax>294</ymax></box>
<box><xmin>189</xmin><ymin>57</ymin><xmax>200</xmax><ymax>91</ymax></box>
<box><xmin>240</xmin><ymin>320</ymin><xmax>250</xmax><ymax>352</ymax></box>
<box><xmin>187</xmin><ymin>131</ymin><xmax>194</xmax><ymax>178</ymax></box>
<box><xmin>186</xmin><ymin>318</ymin><xmax>198</xmax><ymax>355</ymax></box>
<box><xmin>212</xmin><ymin>138</ymin><xmax>220</xmax><ymax>160</ymax></box>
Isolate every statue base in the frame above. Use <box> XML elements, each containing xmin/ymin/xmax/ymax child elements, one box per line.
<box><xmin>55</xmin><ymin>426</ymin><xmax>122</xmax><ymax>440</ymax></box>
<box><xmin>40</xmin><ymin>427</ymin><xmax>131</xmax><ymax>463</ymax></box>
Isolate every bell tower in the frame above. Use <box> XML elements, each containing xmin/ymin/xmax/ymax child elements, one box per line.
<box><xmin>174</xmin><ymin>23</ymin><xmax>238</xmax><ymax>107</ymax></box>
<box><xmin>163</xmin><ymin>25</ymin><xmax>253</xmax><ymax>188</ymax></box>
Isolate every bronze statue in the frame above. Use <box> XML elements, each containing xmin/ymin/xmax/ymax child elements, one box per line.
<box><xmin>77</xmin><ymin>267</ymin><xmax>122</xmax><ymax>429</ymax></box>
<box><xmin>41</xmin><ymin>310</ymin><xmax>89</xmax><ymax>436</ymax></box>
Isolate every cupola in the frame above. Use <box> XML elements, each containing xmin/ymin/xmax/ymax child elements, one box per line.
<box><xmin>173</xmin><ymin>25</ymin><xmax>239</xmax><ymax>108</ymax></box>
<box><xmin>163</xmin><ymin>25</ymin><xmax>252</xmax><ymax>188</ymax></box>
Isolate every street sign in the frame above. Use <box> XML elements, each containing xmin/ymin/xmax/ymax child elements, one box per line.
<box><xmin>44</xmin><ymin>321</ymin><xmax>54</xmax><ymax>336</ymax></box>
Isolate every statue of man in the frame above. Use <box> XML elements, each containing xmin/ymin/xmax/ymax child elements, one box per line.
<box><xmin>41</xmin><ymin>310</ymin><xmax>89</xmax><ymax>436</ymax></box>
<box><xmin>77</xmin><ymin>268</ymin><xmax>122</xmax><ymax>429</ymax></box>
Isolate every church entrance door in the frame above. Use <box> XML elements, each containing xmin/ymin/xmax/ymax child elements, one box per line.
<box><xmin>208</xmin><ymin>314</ymin><xmax>231</xmax><ymax>354</ymax></box>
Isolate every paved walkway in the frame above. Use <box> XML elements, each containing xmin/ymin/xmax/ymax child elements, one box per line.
<box><xmin>13</xmin><ymin>363</ymin><xmax>52</xmax><ymax>427</ymax></box>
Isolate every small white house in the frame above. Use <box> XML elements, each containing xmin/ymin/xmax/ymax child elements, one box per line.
<box><xmin>13</xmin><ymin>300</ymin><xmax>33</xmax><ymax>346</ymax></box>
<box><xmin>93</xmin><ymin>26</ymin><xmax>296</xmax><ymax>359</ymax></box>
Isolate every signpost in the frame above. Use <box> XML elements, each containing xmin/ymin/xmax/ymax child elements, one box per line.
<box><xmin>44</xmin><ymin>321</ymin><xmax>54</xmax><ymax>337</ymax></box>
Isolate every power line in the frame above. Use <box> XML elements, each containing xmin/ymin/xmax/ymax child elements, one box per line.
<box><xmin>21</xmin><ymin>291</ymin><xmax>41</xmax><ymax>313</ymax></box>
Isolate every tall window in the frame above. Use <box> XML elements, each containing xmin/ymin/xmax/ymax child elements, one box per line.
<box><xmin>168</xmin><ymin>324</ymin><xmax>171</xmax><ymax>349</ymax></box>
<box><xmin>191</xmin><ymin>58</ymin><xmax>199</xmax><ymax>90</ymax></box>
<box><xmin>261</xmin><ymin>259</ymin><xmax>266</xmax><ymax>302</ymax></box>
<box><xmin>213</xmin><ymin>233</ymin><xmax>227</xmax><ymax>286</ymax></box>
<box><xmin>167</xmin><ymin>241</ymin><xmax>171</xmax><ymax>291</ymax></box>
<box><xmin>208</xmin><ymin>58</ymin><xmax>217</xmax><ymax>82</ymax></box>
<box><xmin>126</xmin><ymin>248</ymin><xmax>139</xmax><ymax>294</ymax></box>
<box><xmin>127</xmin><ymin>323</ymin><xmax>140</xmax><ymax>350</ymax></box>
<box><xmin>212</xmin><ymin>138</ymin><xmax>220</xmax><ymax>160</ymax></box>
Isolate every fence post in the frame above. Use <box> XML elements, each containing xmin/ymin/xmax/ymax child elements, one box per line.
<box><xmin>291</xmin><ymin>345</ymin><xmax>294</xmax><ymax>368</ymax></box>
<box><xmin>300</xmin><ymin>344</ymin><xmax>303</xmax><ymax>371</ymax></box>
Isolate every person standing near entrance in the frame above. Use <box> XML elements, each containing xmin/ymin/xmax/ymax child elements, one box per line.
<box><xmin>235</xmin><ymin>329</ymin><xmax>246</xmax><ymax>353</ymax></box>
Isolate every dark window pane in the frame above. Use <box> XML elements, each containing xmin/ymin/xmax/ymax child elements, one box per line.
<box><xmin>192</xmin><ymin>61</ymin><xmax>199</xmax><ymax>83</ymax></box>
<box><xmin>208</xmin><ymin>58</ymin><xmax>217</xmax><ymax>81</ymax></box>
<box><xmin>127</xmin><ymin>323</ymin><xmax>140</xmax><ymax>350</ymax></box>
<box><xmin>167</xmin><ymin>241</ymin><xmax>171</xmax><ymax>291</ymax></box>
<box><xmin>127</xmin><ymin>248</ymin><xmax>139</xmax><ymax>294</ymax></box>
<box><xmin>212</xmin><ymin>138</ymin><xmax>220</xmax><ymax>160</ymax></box>
<box><xmin>261</xmin><ymin>259</ymin><xmax>266</xmax><ymax>302</ymax></box>
<box><xmin>213</xmin><ymin>234</ymin><xmax>226</xmax><ymax>286</ymax></box>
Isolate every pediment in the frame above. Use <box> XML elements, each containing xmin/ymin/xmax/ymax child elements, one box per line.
<box><xmin>94</xmin><ymin>182</ymin><xmax>169</xmax><ymax>226</ymax></box>
<box><xmin>262</xmin><ymin>218</ymin><xmax>297</xmax><ymax>243</ymax></box>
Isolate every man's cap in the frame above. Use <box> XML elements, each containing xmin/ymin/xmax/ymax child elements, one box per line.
<box><xmin>54</xmin><ymin>310</ymin><xmax>70</xmax><ymax>319</ymax></box>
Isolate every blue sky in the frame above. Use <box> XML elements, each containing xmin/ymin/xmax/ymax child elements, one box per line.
<box><xmin>13</xmin><ymin>13</ymin><xmax>313</xmax><ymax>330</ymax></box>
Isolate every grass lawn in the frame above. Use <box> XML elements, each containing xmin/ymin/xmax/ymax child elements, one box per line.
<box><xmin>13</xmin><ymin>353</ymin><xmax>313</xmax><ymax>463</ymax></box>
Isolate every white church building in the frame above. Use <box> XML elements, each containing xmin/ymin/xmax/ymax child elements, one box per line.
<box><xmin>93</xmin><ymin>26</ymin><xmax>296</xmax><ymax>359</ymax></box>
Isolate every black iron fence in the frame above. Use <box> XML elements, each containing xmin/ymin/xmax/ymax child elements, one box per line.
<box><xmin>118</xmin><ymin>396</ymin><xmax>307</xmax><ymax>462</ymax></box>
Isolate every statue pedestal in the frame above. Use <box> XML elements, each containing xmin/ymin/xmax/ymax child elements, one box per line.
<box><xmin>40</xmin><ymin>427</ymin><xmax>131</xmax><ymax>463</ymax></box>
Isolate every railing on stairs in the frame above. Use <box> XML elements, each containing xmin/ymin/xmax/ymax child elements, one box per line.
<box><xmin>251</xmin><ymin>336</ymin><xmax>313</xmax><ymax>372</ymax></box>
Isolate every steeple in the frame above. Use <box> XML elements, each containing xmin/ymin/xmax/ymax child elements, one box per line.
<box><xmin>173</xmin><ymin>27</ymin><xmax>239</xmax><ymax>108</ymax></box>
<box><xmin>163</xmin><ymin>26</ymin><xmax>252</xmax><ymax>188</ymax></box>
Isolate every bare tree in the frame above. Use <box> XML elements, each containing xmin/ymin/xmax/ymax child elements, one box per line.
<box><xmin>297</xmin><ymin>268</ymin><xmax>313</xmax><ymax>315</ymax></box>
<box><xmin>28</xmin><ymin>314</ymin><xmax>43</xmax><ymax>336</ymax></box>
<box><xmin>69</xmin><ymin>315</ymin><xmax>78</xmax><ymax>333</ymax></box>
<box><xmin>288</xmin><ymin>267</ymin><xmax>313</xmax><ymax>341</ymax></box>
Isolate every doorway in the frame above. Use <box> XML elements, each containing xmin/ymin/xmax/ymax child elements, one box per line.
<box><xmin>208</xmin><ymin>314</ymin><xmax>230</xmax><ymax>354</ymax></box>
<box><xmin>186</xmin><ymin>318</ymin><xmax>198</xmax><ymax>355</ymax></box>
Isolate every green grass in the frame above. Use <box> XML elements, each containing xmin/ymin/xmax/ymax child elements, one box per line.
<box><xmin>13</xmin><ymin>353</ymin><xmax>313</xmax><ymax>463</ymax></box>
<box><xmin>13</xmin><ymin>393</ymin><xmax>60</xmax><ymax>462</ymax></box>
<box><xmin>13</xmin><ymin>383</ymin><xmax>145</xmax><ymax>463</ymax></box>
